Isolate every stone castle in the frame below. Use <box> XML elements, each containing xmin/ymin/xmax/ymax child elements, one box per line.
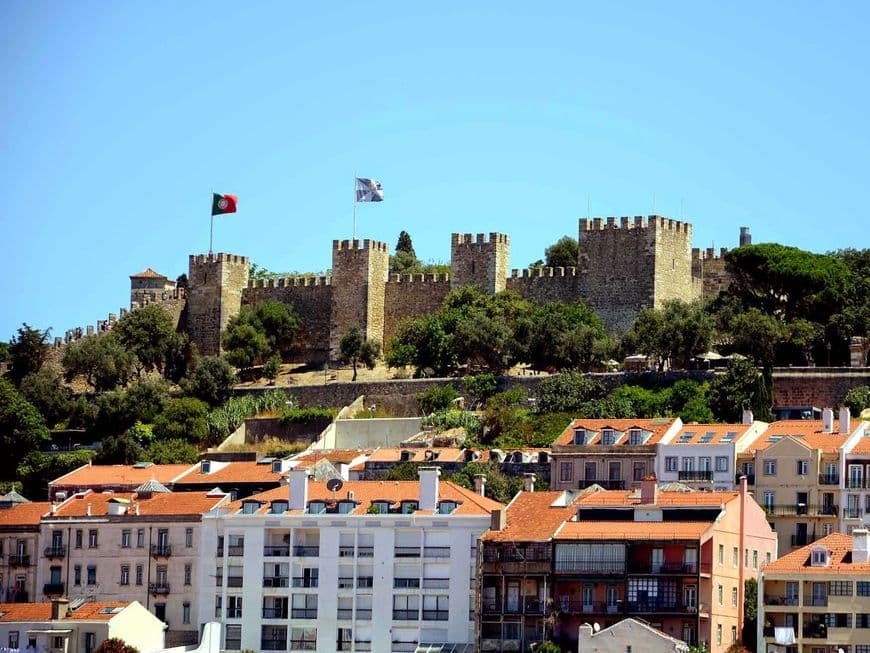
<box><xmin>107</xmin><ymin>215</ymin><xmax>750</xmax><ymax>363</ymax></box>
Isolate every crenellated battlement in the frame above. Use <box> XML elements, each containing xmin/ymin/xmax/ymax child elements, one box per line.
<box><xmin>189</xmin><ymin>252</ymin><xmax>249</xmax><ymax>266</ymax></box>
<box><xmin>579</xmin><ymin>215</ymin><xmax>691</xmax><ymax>234</ymax></box>
<box><xmin>387</xmin><ymin>273</ymin><xmax>450</xmax><ymax>284</ymax></box>
<box><xmin>691</xmin><ymin>246</ymin><xmax>730</xmax><ymax>262</ymax></box>
<box><xmin>248</xmin><ymin>276</ymin><xmax>332</xmax><ymax>289</ymax></box>
<box><xmin>510</xmin><ymin>266</ymin><xmax>578</xmax><ymax>279</ymax></box>
<box><xmin>451</xmin><ymin>232</ymin><xmax>510</xmax><ymax>246</ymax></box>
<box><xmin>332</xmin><ymin>239</ymin><xmax>389</xmax><ymax>253</ymax></box>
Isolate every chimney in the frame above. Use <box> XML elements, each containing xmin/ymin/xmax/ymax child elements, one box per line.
<box><xmin>822</xmin><ymin>408</ymin><xmax>834</xmax><ymax>434</ymax></box>
<box><xmin>490</xmin><ymin>508</ymin><xmax>506</xmax><ymax>531</ymax></box>
<box><xmin>51</xmin><ymin>598</ymin><xmax>70</xmax><ymax>621</ymax></box>
<box><xmin>523</xmin><ymin>473</ymin><xmax>536</xmax><ymax>493</ymax></box>
<box><xmin>473</xmin><ymin>474</ymin><xmax>487</xmax><ymax>497</ymax></box>
<box><xmin>288</xmin><ymin>469</ymin><xmax>309</xmax><ymax>511</ymax></box>
<box><xmin>840</xmin><ymin>407</ymin><xmax>852</xmax><ymax>435</ymax></box>
<box><xmin>578</xmin><ymin>623</ymin><xmax>594</xmax><ymax>641</ymax></box>
<box><xmin>86</xmin><ymin>504</ymin><xmax>92</xmax><ymax>516</ymax></box>
<box><xmin>640</xmin><ymin>475</ymin><xmax>658</xmax><ymax>504</ymax></box>
<box><xmin>418</xmin><ymin>467</ymin><xmax>440</xmax><ymax>511</ymax></box>
<box><xmin>742</xmin><ymin>409</ymin><xmax>754</xmax><ymax>425</ymax></box>
<box><xmin>853</xmin><ymin>528</ymin><xmax>870</xmax><ymax>564</ymax></box>
<box><xmin>739</xmin><ymin>226</ymin><xmax>751</xmax><ymax>247</ymax></box>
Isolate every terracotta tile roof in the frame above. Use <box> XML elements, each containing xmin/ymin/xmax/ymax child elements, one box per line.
<box><xmin>50</xmin><ymin>491</ymin><xmax>227</xmax><ymax>518</ymax></box>
<box><xmin>291</xmin><ymin>450</ymin><xmax>373</xmax><ymax>466</ymax></box>
<box><xmin>130</xmin><ymin>268</ymin><xmax>170</xmax><ymax>280</ymax></box>
<box><xmin>50</xmin><ymin>464</ymin><xmax>194</xmax><ymax>488</ymax></box>
<box><xmin>174</xmin><ymin>461</ymin><xmax>284</xmax><ymax>485</ymax></box>
<box><xmin>0</xmin><ymin>602</ymin><xmax>130</xmax><ymax>622</ymax></box>
<box><xmin>848</xmin><ymin>435</ymin><xmax>870</xmax><ymax>455</ymax></box>
<box><xmin>365</xmin><ymin>448</ymin><xmax>466</xmax><ymax>463</ymax></box>
<box><xmin>763</xmin><ymin>533</ymin><xmax>870</xmax><ymax>575</ymax></box>
<box><xmin>484</xmin><ymin>491</ymin><xmax>582</xmax><ymax>542</ymax></box>
<box><xmin>747</xmin><ymin>421</ymin><xmax>849</xmax><ymax>453</ymax></box>
<box><xmin>667</xmin><ymin>423</ymin><xmax>750</xmax><ymax>445</ymax></box>
<box><xmin>555</xmin><ymin>520</ymin><xmax>711</xmax><ymax>541</ymax></box>
<box><xmin>0</xmin><ymin>503</ymin><xmax>50</xmax><ymax>527</ymax></box>
<box><xmin>554</xmin><ymin>418</ymin><xmax>677</xmax><ymax>446</ymax></box>
<box><xmin>226</xmin><ymin>480</ymin><xmax>503</xmax><ymax>517</ymax></box>
<box><xmin>576</xmin><ymin>489</ymin><xmax>739</xmax><ymax>507</ymax></box>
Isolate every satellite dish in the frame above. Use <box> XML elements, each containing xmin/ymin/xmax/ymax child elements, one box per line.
<box><xmin>326</xmin><ymin>478</ymin><xmax>344</xmax><ymax>493</ymax></box>
<box><xmin>593</xmin><ymin>623</ymin><xmax>601</xmax><ymax>633</ymax></box>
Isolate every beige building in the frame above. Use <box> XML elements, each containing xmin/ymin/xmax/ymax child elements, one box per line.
<box><xmin>759</xmin><ymin>530</ymin><xmax>870</xmax><ymax>653</ymax></box>
<box><xmin>550</xmin><ymin>418</ymin><xmax>682</xmax><ymax>491</ymax></box>
<box><xmin>36</xmin><ymin>485</ymin><xmax>229</xmax><ymax>646</ymax></box>
<box><xmin>0</xmin><ymin>494</ymin><xmax>51</xmax><ymax>603</ymax></box>
<box><xmin>0</xmin><ymin>599</ymin><xmax>165</xmax><ymax>653</ymax></box>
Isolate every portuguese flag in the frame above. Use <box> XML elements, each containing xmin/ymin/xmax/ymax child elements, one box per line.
<box><xmin>211</xmin><ymin>193</ymin><xmax>238</xmax><ymax>216</ymax></box>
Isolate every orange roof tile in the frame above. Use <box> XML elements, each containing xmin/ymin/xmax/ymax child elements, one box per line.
<box><xmin>668</xmin><ymin>423</ymin><xmax>750</xmax><ymax>445</ymax></box>
<box><xmin>226</xmin><ymin>480</ymin><xmax>503</xmax><ymax>517</ymax></box>
<box><xmin>764</xmin><ymin>533</ymin><xmax>870</xmax><ymax>575</ymax></box>
<box><xmin>0</xmin><ymin>602</ymin><xmax>131</xmax><ymax>622</ymax></box>
<box><xmin>174</xmin><ymin>461</ymin><xmax>283</xmax><ymax>485</ymax></box>
<box><xmin>50</xmin><ymin>491</ymin><xmax>227</xmax><ymax>518</ymax></box>
<box><xmin>365</xmin><ymin>448</ymin><xmax>466</xmax><ymax>463</ymax></box>
<box><xmin>0</xmin><ymin>503</ymin><xmax>50</xmax><ymax>527</ymax></box>
<box><xmin>291</xmin><ymin>450</ymin><xmax>373</xmax><ymax>466</ymax></box>
<box><xmin>554</xmin><ymin>418</ymin><xmax>676</xmax><ymax>446</ymax></box>
<box><xmin>576</xmin><ymin>489</ymin><xmax>738</xmax><ymax>507</ymax></box>
<box><xmin>51</xmin><ymin>464</ymin><xmax>194</xmax><ymax>488</ymax></box>
<box><xmin>130</xmin><ymin>268</ymin><xmax>170</xmax><ymax>280</ymax></box>
<box><xmin>747</xmin><ymin>421</ymin><xmax>849</xmax><ymax>453</ymax></box>
<box><xmin>555</xmin><ymin>520</ymin><xmax>711</xmax><ymax>541</ymax></box>
<box><xmin>484</xmin><ymin>491</ymin><xmax>582</xmax><ymax>542</ymax></box>
<box><xmin>848</xmin><ymin>435</ymin><xmax>870</xmax><ymax>455</ymax></box>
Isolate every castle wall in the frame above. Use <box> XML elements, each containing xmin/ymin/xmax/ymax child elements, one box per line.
<box><xmin>692</xmin><ymin>247</ymin><xmax>732</xmax><ymax>300</ymax></box>
<box><xmin>243</xmin><ymin>277</ymin><xmax>333</xmax><ymax>363</ymax></box>
<box><xmin>186</xmin><ymin>253</ymin><xmax>249</xmax><ymax>356</ymax></box>
<box><xmin>450</xmin><ymin>232</ymin><xmax>510</xmax><ymax>293</ymax></box>
<box><xmin>505</xmin><ymin>266</ymin><xmax>582</xmax><ymax>304</ymax></box>
<box><xmin>383</xmin><ymin>274</ymin><xmax>452</xmax><ymax>347</ymax></box>
<box><xmin>650</xmin><ymin>216</ymin><xmax>698</xmax><ymax>306</ymax></box>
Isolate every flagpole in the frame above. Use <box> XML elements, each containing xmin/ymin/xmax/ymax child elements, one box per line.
<box><xmin>209</xmin><ymin>190</ymin><xmax>214</xmax><ymax>255</ymax></box>
<box><xmin>352</xmin><ymin>176</ymin><xmax>357</xmax><ymax>240</ymax></box>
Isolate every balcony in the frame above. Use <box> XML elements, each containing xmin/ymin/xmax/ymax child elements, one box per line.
<box><xmin>847</xmin><ymin>478</ymin><xmax>870</xmax><ymax>489</ymax></box>
<box><xmin>579</xmin><ymin>479</ymin><xmax>626</xmax><ymax>490</ymax></box>
<box><xmin>357</xmin><ymin>576</ymin><xmax>373</xmax><ymax>589</ymax></box>
<box><xmin>354</xmin><ymin>643</ymin><xmax>372</xmax><ymax>652</ymax></box>
<box><xmin>293</xmin><ymin>546</ymin><xmax>319</xmax><ymax>557</ymax></box>
<box><xmin>290</xmin><ymin>608</ymin><xmax>318</xmax><ymax>619</ymax></box>
<box><xmin>803</xmin><ymin>596</ymin><xmax>827</xmax><ymax>607</ymax></box>
<box><xmin>763</xmin><ymin>595</ymin><xmax>799</xmax><ymax>606</ymax></box>
<box><xmin>625</xmin><ymin>599</ymin><xmax>695</xmax><ymax>613</ymax></box>
<box><xmin>736</xmin><ymin>473</ymin><xmax>755</xmax><ymax>485</ymax></box>
<box><xmin>151</xmin><ymin>544</ymin><xmax>172</xmax><ymax>557</ymax></box>
<box><xmin>338</xmin><ymin>577</ymin><xmax>354</xmax><ymax>589</ymax></box>
<box><xmin>356</xmin><ymin>609</ymin><xmax>372</xmax><ymax>620</ymax></box>
<box><xmin>558</xmin><ymin>600</ymin><xmax>620</xmax><ymax>615</ymax></box>
<box><xmin>289</xmin><ymin>641</ymin><xmax>316</xmax><ymax>651</ymax></box>
<box><xmin>423</xmin><ymin>547</ymin><xmax>450</xmax><ymax>558</ymax></box>
<box><xmin>791</xmin><ymin>534</ymin><xmax>810</xmax><ymax>547</ymax></box>
<box><xmin>44</xmin><ymin>546</ymin><xmax>66</xmax><ymax>559</ymax></box>
<box><xmin>394</xmin><ymin>546</ymin><xmax>421</xmax><ymax>558</ymax></box>
<box><xmin>337</xmin><ymin>608</ymin><xmax>353</xmax><ymax>620</ymax></box>
<box><xmin>263</xmin><ymin>576</ymin><xmax>289</xmax><ymax>588</ymax></box>
<box><xmin>802</xmin><ymin>623</ymin><xmax>827</xmax><ymax>639</ymax></box>
<box><xmin>765</xmin><ymin>504</ymin><xmax>838</xmax><ymax>517</ymax></box>
<box><xmin>260</xmin><ymin>640</ymin><xmax>287</xmax><ymax>651</ymax></box>
<box><xmin>422</xmin><ymin>578</ymin><xmax>449</xmax><ymax>589</ymax></box>
<box><xmin>262</xmin><ymin>607</ymin><xmax>288</xmax><ymax>619</ymax></box>
<box><xmin>339</xmin><ymin>546</ymin><xmax>355</xmax><ymax>557</ymax></box>
<box><xmin>819</xmin><ymin>474</ymin><xmax>839</xmax><ymax>485</ymax></box>
<box><xmin>291</xmin><ymin>577</ymin><xmax>318</xmax><ymax>588</ymax></box>
<box><xmin>227</xmin><ymin>575</ymin><xmax>244</xmax><ymax>588</ymax></box>
<box><xmin>393</xmin><ymin>609</ymin><xmax>419</xmax><ymax>620</ymax></box>
<box><xmin>148</xmin><ymin>582</ymin><xmax>170</xmax><ymax>595</ymax></box>
<box><xmin>8</xmin><ymin>554</ymin><xmax>30</xmax><ymax>566</ymax></box>
<box><xmin>226</xmin><ymin>608</ymin><xmax>242</xmax><ymax>618</ymax></box>
<box><xmin>227</xmin><ymin>545</ymin><xmax>245</xmax><ymax>556</ymax></box>
<box><xmin>554</xmin><ymin>561</ymin><xmax>625</xmax><ymax>575</ymax></box>
<box><xmin>678</xmin><ymin>470</ymin><xmax>714</xmax><ymax>482</ymax></box>
<box><xmin>395</xmin><ymin>578</ymin><xmax>420</xmax><ymax>589</ymax></box>
<box><xmin>264</xmin><ymin>545</ymin><xmax>289</xmax><ymax>557</ymax></box>
<box><xmin>628</xmin><ymin>561</ymin><xmax>701</xmax><ymax>575</ymax></box>
<box><xmin>843</xmin><ymin>507</ymin><xmax>865</xmax><ymax>519</ymax></box>
<box><xmin>422</xmin><ymin>610</ymin><xmax>449</xmax><ymax>621</ymax></box>
<box><xmin>43</xmin><ymin>582</ymin><xmax>64</xmax><ymax>595</ymax></box>
<box><xmin>216</xmin><ymin>547</ymin><xmax>223</xmax><ymax>557</ymax></box>
<box><xmin>357</xmin><ymin>546</ymin><xmax>374</xmax><ymax>557</ymax></box>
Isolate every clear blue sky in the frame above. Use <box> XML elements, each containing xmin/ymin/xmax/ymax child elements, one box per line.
<box><xmin>2</xmin><ymin>2</ymin><xmax>868</xmax><ymax>341</ymax></box>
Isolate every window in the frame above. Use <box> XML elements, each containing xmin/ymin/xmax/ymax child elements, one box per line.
<box><xmin>182</xmin><ymin>602</ymin><xmax>191</xmax><ymax>624</ymax></box>
<box><xmin>731</xmin><ymin>626</ymin><xmax>737</xmax><ymax>644</ymax></box>
<box><xmin>214</xmin><ymin>595</ymin><xmax>222</xmax><ymax>619</ymax></box>
<box><xmin>601</xmin><ymin>429</ymin><xmax>618</xmax><ymax>445</ymax></box>
<box><xmin>184</xmin><ymin>563</ymin><xmax>192</xmax><ymax>586</ymax></box>
<box><xmin>121</xmin><ymin>530</ymin><xmax>131</xmax><ymax>548</ymax></box>
<box><xmin>88</xmin><ymin>530</ymin><xmax>98</xmax><ymax>548</ymax></box>
<box><xmin>716</xmin><ymin>624</ymin><xmax>722</xmax><ymax>646</ymax></box>
<box><xmin>715</xmin><ymin>456</ymin><xmax>729</xmax><ymax>472</ymax></box>
<box><xmin>422</xmin><ymin>594</ymin><xmax>449</xmax><ymax>620</ymax></box>
<box><xmin>682</xmin><ymin>457</ymin><xmax>695</xmax><ymax>472</ymax></box>
<box><xmin>823</xmin><ymin>613</ymin><xmax>851</xmax><ymax>628</ymax></box>
<box><xmin>137</xmin><ymin>529</ymin><xmax>144</xmax><ymax>548</ymax></box>
<box><xmin>74</xmin><ymin>530</ymin><xmax>82</xmax><ymax>549</ymax></box>
<box><xmin>337</xmin><ymin>501</ymin><xmax>355</xmax><ymax>514</ymax></box>
<box><xmin>699</xmin><ymin>456</ymin><xmax>712</xmax><ymax>471</ymax></box>
<box><xmin>8</xmin><ymin>632</ymin><xmax>18</xmax><ymax>649</ymax></box>
<box><xmin>573</xmin><ymin>429</ymin><xmax>587</xmax><ymax>445</ymax></box>
<box><xmin>227</xmin><ymin>596</ymin><xmax>243</xmax><ymax>618</ymax></box>
<box><xmin>393</xmin><ymin>594</ymin><xmax>420</xmax><ymax>620</ymax></box>
<box><xmin>560</xmin><ymin>462</ymin><xmax>572</xmax><ymax>482</ymax></box>
<box><xmin>84</xmin><ymin>633</ymin><xmax>95</xmax><ymax>653</ymax></box>
<box><xmin>856</xmin><ymin>614</ymin><xmax>870</xmax><ymax>628</ymax></box>
<box><xmin>74</xmin><ymin>565</ymin><xmax>81</xmax><ymax>585</ymax></box>
<box><xmin>135</xmin><ymin>565</ymin><xmax>143</xmax><ymax>586</ymax></box>
<box><xmin>732</xmin><ymin>587</ymin><xmax>738</xmax><ymax>607</ymax></box>
<box><xmin>437</xmin><ymin>501</ymin><xmax>458</xmax><ymax>514</ymax></box>
<box><xmin>225</xmin><ymin>624</ymin><xmax>241</xmax><ymax>650</ymax></box>
<box><xmin>718</xmin><ymin>544</ymin><xmax>724</xmax><ymax>565</ymax></box>
<box><xmin>401</xmin><ymin>501</ymin><xmax>418</xmax><ymax>514</ymax></box>
<box><xmin>629</xmin><ymin>429</ymin><xmax>648</xmax><ymax>445</ymax></box>
<box><xmin>797</xmin><ymin>460</ymin><xmax>809</xmax><ymax>476</ymax></box>
<box><xmin>763</xmin><ymin>459</ymin><xmax>776</xmax><ymax>476</ymax></box>
<box><xmin>753</xmin><ymin>550</ymin><xmax>758</xmax><ymax>569</ymax></box>
<box><xmin>87</xmin><ymin>566</ymin><xmax>96</xmax><ymax>585</ymax></box>
<box><xmin>185</xmin><ymin>528</ymin><xmax>193</xmax><ymax>547</ymax></box>
<box><xmin>120</xmin><ymin>565</ymin><xmax>130</xmax><ymax>585</ymax></box>
<box><xmin>665</xmin><ymin>456</ymin><xmax>678</xmax><ymax>472</ymax></box>
<box><xmin>765</xmin><ymin>552</ymin><xmax>771</xmax><ymax>565</ymax></box>
<box><xmin>718</xmin><ymin>584</ymin><xmax>723</xmax><ymax>605</ymax></box>
<box><xmin>811</xmin><ymin>548</ymin><xmax>828</xmax><ymax>566</ymax></box>
<box><xmin>242</xmin><ymin>501</ymin><xmax>260</xmax><ymax>514</ymax></box>
<box><xmin>732</xmin><ymin>547</ymin><xmax>739</xmax><ymax>567</ymax></box>
<box><xmin>858</xmin><ymin>581</ymin><xmax>870</xmax><ymax>596</ymax></box>
<box><xmin>763</xmin><ymin>491</ymin><xmax>775</xmax><ymax>509</ymax></box>
<box><xmin>829</xmin><ymin>581</ymin><xmax>853</xmax><ymax>596</ymax></box>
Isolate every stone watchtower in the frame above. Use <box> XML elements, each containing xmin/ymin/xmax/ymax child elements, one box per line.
<box><xmin>186</xmin><ymin>253</ymin><xmax>250</xmax><ymax>356</ymax></box>
<box><xmin>449</xmin><ymin>232</ymin><xmax>510</xmax><ymax>294</ymax></box>
<box><xmin>329</xmin><ymin>239</ymin><xmax>390</xmax><ymax>359</ymax></box>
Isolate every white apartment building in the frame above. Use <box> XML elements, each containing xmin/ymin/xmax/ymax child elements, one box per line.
<box><xmin>837</xmin><ymin>410</ymin><xmax>870</xmax><ymax>533</ymax></box>
<box><xmin>654</xmin><ymin>414</ymin><xmax>767</xmax><ymax>491</ymax></box>
<box><xmin>198</xmin><ymin>467</ymin><xmax>502</xmax><ymax>653</ymax></box>
<box><xmin>36</xmin><ymin>484</ymin><xmax>229</xmax><ymax>646</ymax></box>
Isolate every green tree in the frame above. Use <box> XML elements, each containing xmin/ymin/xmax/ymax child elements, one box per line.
<box><xmin>96</xmin><ymin>431</ymin><xmax>144</xmax><ymax>464</ymax></box>
<box><xmin>16</xmin><ymin>450</ymin><xmax>93</xmax><ymax>501</ymax></box>
<box><xmin>544</xmin><ymin>235</ymin><xmax>579</xmax><ymax>268</ymax></box>
<box><xmin>8</xmin><ymin>323</ymin><xmax>51</xmax><ymax>385</ymax></box>
<box><xmin>727</xmin><ymin>309</ymin><xmax>782</xmax><ymax>369</ymax></box>
<box><xmin>518</xmin><ymin>302</ymin><xmax>608</xmax><ymax>371</ymax></box>
<box><xmin>144</xmin><ymin>438</ymin><xmax>199</xmax><ymax>464</ymax></box>
<box><xmin>263</xmin><ymin>355</ymin><xmax>281</xmax><ymax>384</ymax></box>
<box><xmin>535</xmin><ymin>372</ymin><xmax>606</xmax><ymax>413</ymax></box>
<box><xmin>463</xmin><ymin>373</ymin><xmax>498</xmax><ymax>409</ymax></box>
<box><xmin>175</xmin><ymin>273</ymin><xmax>188</xmax><ymax>289</ymax></box>
<box><xmin>183</xmin><ymin>356</ymin><xmax>236</xmax><ymax>406</ymax></box>
<box><xmin>0</xmin><ymin>379</ymin><xmax>51</xmax><ymax>478</ymax></box>
<box><xmin>448</xmin><ymin>461</ymin><xmax>522</xmax><ymax>504</ymax></box>
<box><xmin>533</xmin><ymin>643</ymin><xmax>560</xmax><ymax>653</ymax></box>
<box><xmin>0</xmin><ymin>341</ymin><xmax>9</xmax><ymax>363</ymax></box>
<box><xmin>94</xmin><ymin>638</ymin><xmax>140</xmax><ymax>653</ymax></box>
<box><xmin>391</xmin><ymin>231</ymin><xmax>422</xmax><ymax>274</ymax></box>
<box><xmin>709</xmin><ymin>358</ymin><xmax>773</xmax><ymax>422</ymax></box>
<box><xmin>609</xmin><ymin>385</ymin><xmax>671</xmax><ymax>417</ymax></box>
<box><xmin>163</xmin><ymin>332</ymin><xmax>195</xmax><ymax>383</ymax></box>
<box><xmin>152</xmin><ymin>397</ymin><xmax>209</xmax><ymax>442</ymax></box>
<box><xmin>222</xmin><ymin>321</ymin><xmax>270</xmax><ymax>371</ymax></box>
<box><xmin>416</xmin><ymin>385</ymin><xmax>459</xmax><ymax>415</ymax></box>
<box><xmin>623</xmin><ymin>300</ymin><xmax>713</xmax><ymax>370</ymax></box>
<box><xmin>114</xmin><ymin>305</ymin><xmax>176</xmax><ymax>376</ymax></box>
<box><xmin>62</xmin><ymin>332</ymin><xmax>135</xmax><ymax>391</ymax></box>
<box><xmin>844</xmin><ymin>386</ymin><xmax>870</xmax><ymax>418</ymax></box>
<box><xmin>253</xmin><ymin>300</ymin><xmax>300</xmax><ymax>356</ymax></box>
<box><xmin>482</xmin><ymin>389</ymin><xmax>530</xmax><ymax>446</ymax></box>
<box><xmin>126</xmin><ymin>421</ymin><xmax>155</xmax><ymax>446</ymax></box>
<box><xmin>396</xmin><ymin>230</ymin><xmax>416</xmax><ymax>257</ymax></box>
<box><xmin>339</xmin><ymin>327</ymin><xmax>381</xmax><ymax>381</ymax></box>
<box><xmin>577</xmin><ymin>395</ymin><xmax>636</xmax><ymax>419</ymax></box>
<box><xmin>19</xmin><ymin>367</ymin><xmax>72</xmax><ymax>428</ymax></box>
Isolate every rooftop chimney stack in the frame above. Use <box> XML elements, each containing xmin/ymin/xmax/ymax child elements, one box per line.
<box><xmin>853</xmin><ymin>528</ymin><xmax>870</xmax><ymax>564</ymax></box>
<box><xmin>288</xmin><ymin>468</ymin><xmax>309</xmax><ymax>511</ymax></box>
<box><xmin>822</xmin><ymin>408</ymin><xmax>834</xmax><ymax>434</ymax></box>
<box><xmin>523</xmin><ymin>473</ymin><xmax>536</xmax><ymax>493</ymax></box>
<box><xmin>473</xmin><ymin>474</ymin><xmax>487</xmax><ymax>497</ymax></box>
<box><xmin>490</xmin><ymin>508</ymin><xmax>506</xmax><ymax>531</ymax></box>
<box><xmin>742</xmin><ymin>409</ymin><xmax>754</xmax><ymax>425</ymax></box>
<box><xmin>840</xmin><ymin>407</ymin><xmax>852</xmax><ymax>435</ymax></box>
<box><xmin>51</xmin><ymin>598</ymin><xmax>70</xmax><ymax>621</ymax></box>
<box><xmin>418</xmin><ymin>467</ymin><xmax>440</xmax><ymax>510</ymax></box>
<box><xmin>640</xmin><ymin>475</ymin><xmax>658</xmax><ymax>504</ymax></box>
<box><xmin>739</xmin><ymin>227</ymin><xmax>751</xmax><ymax>247</ymax></box>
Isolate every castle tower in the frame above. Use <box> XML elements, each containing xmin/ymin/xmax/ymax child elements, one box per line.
<box><xmin>739</xmin><ymin>226</ymin><xmax>752</xmax><ymax>247</ymax></box>
<box><xmin>449</xmin><ymin>232</ymin><xmax>510</xmax><ymax>293</ymax></box>
<box><xmin>329</xmin><ymin>238</ymin><xmax>390</xmax><ymax>359</ymax></box>
<box><xmin>186</xmin><ymin>253</ymin><xmax>250</xmax><ymax>356</ymax></box>
<box><xmin>129</xmin><ymin>268</ymin><xmax>175</xmax><ymax>309</ymax></box>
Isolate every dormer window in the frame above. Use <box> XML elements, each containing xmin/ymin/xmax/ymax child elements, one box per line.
<box><xmin>200</xmin><ymin>460</ymin><xmax>211</xmax><ymax>474</ymax></box>
<box><xmin>337</xmin><ymin>501</ymin><xmax>356</xmax><ymax>514</ymax></box>
<box><xmin>271</xmin><ymin>501</ymin><xmax>288</xmax><ymax>514</ymax></box>
<box><xmin>241</xmin><ymin>501</ymin><xmax>261</xmax><ymax>515</ymax></box>
<box><xmin>573</xmin><ymin>428</ymin><xmax>587</xmax><ymax>445</ymax></box>
<box><xmin>628</xmin><ymin>429</ymin><xmax>649</xmax><ymax>445</ymax></box>
<box><xmin>437</xmin><ymin>501</ymin><xmax>458</xmax><ymax>515</ymax></box>
<box><xmin>307</xmin><ymin>501</ymin><xmax>327</xmax><ymax>514</ymax></box>
<box><xmin>271</xmin><ymin>460</ymin><xmax>283</xmax><ymax>473</ymax></box>
<box><xmin>400</xmin><ymin>450</ymin><xmax>413</xmax><ymax>462</ymax></box>
<box><xmin>601</xmin><ymin>429</ymin><xmax>618</xmax><ymax>445</ymax></box>
<box><xmin>400</xmin><ymin>501</ymin><xmax>418</xmax><ymax>514</ymax></box>
<box><xmin>810</xmin><ymin>547</ymin><xmax>829</xmax><ymax>566</ymax></box>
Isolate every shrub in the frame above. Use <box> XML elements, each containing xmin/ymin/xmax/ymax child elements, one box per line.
<box><xmin>152</xmin><ymin>398</ymin><xmax>209</xmax><ymax>442</ymax></box>
<box><xmin>844</xmin><ymin>385</ymin><xmax>870</xmax><ymax>418</ymax></box>
<box><xmin>183</xmin><ymin>356</ymin><xmax>236</xmax><ymax>406</ymax></box>
<box><xmin>416</xmin><ymin>384</ymin><xmax>459</xmax><ymax>415</ymax></box>
<box><xmin>535</xmin><ymin>372</ymin><xmax>605</xmax><ymax>413</ymax></box>
<box><xmin>206</xmin><ymin>391</ymin><xmax>291</xmax><ymax>442</ymax></box>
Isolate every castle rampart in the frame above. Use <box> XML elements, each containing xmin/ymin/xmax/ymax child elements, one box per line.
<box><xmin>187</xmin><ymin>252</ymin><xmax>249</xmax><ymax>356</ymax></box>
<box><xmin>505</xmin><ymin>266</ymin><xmax>582</xmax><ymax>304</ymax></box>
<box><xmin>450</xmin><ymin>232</ymin><xmax>510</xmax><ymax>293</ymax></box>
<box><xmin>383</xmin><ymin>273</ymin><xmax>452</xmax><ymax>348</ymax></box>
